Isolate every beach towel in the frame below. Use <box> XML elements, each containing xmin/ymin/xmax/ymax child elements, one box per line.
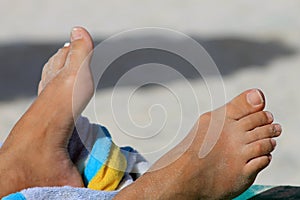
<box><xmin>2</xmin><ymin>117</ymin><xmax>296</xmax><ymax>199</ymax></box>
<box><xmin>3</xmin><ymin>116</ymin><xmax>149</xmax><ymax>200</ymax></box>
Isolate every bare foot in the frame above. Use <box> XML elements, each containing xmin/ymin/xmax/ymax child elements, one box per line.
<box><xmin>115</xmin><ymin>89</ymin><xmax>282</xmax><ymax>200</ymax></box>
<box><xmin>0</xmin><ymin>27</ymin><xmax>94</xmax><ymax>197</ymax></box>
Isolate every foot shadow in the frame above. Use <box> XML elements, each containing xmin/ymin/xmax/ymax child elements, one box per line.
<box><xmin>0</xmin><ymin>37</ymin><xmax>296</xmax><ymax>101</ymax></box>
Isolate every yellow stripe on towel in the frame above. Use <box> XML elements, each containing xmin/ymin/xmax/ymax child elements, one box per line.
<box><xmin>88</xmin><ymin>143</ymin><xmax>127</xmax><ymax>191</ymax></box>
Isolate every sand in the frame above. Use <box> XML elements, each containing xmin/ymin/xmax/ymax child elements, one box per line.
<box><xmin>0</xmin><ymin>0</ymin><xmax>299</xmax><ymax>186</ymax></box>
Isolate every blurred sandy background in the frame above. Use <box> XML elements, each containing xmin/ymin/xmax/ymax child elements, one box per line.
<box><xmin>0</xmin><ymin>0</ymin><xmax>299</xmax><ymax>186</ymax></box>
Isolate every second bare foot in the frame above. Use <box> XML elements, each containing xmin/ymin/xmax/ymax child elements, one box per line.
<box><xmin>115</xmin><ymin>89</ymin><xmax>282</xmax><ymax>200</ymax></box>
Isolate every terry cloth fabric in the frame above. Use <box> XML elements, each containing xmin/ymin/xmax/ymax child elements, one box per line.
<box><xmin>3</xmin><ymin>116</ymin><xmax>150</xmax><ymax>200</ymax></box>
<box><xmin>2</xmin><ymin>186</ymin><xmax>118</xmax><ymax>200</ymax></box>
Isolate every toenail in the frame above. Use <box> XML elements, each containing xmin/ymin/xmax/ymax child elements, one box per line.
<box><xmin>64</xmin><ymin>42</ymin><xmax>70</xmax><ymax>47</ymax></box>
<box><xmin>268</xmin><ymin>154</ymin><xmax>272</xmax><ymax>161</ymax></box>
<box><xmin>247</xmin><ymin>90</ymin><xmax>264</xmax><ymax>106</ymax></box>
<box><xmin>274</xmin><ymin>124</ymin><xmax>282</xmax><ymax>133</ymax></box>
<box><xmin>265</xmin><ymin>112</ymin><xmax>273</xmax><ymax>122</ymax></box>
<box><xmin>270</xmin><ymin>139</ymin><xmax>276</xmax><ymax>148</ymax></box>
<box><xmin>71</xmin><ymin>27</ymin><xmax>83</xmax><ymax>41</ymax></box>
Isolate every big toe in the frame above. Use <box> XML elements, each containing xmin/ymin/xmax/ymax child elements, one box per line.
<box><xmin>224</xmin><ymin>89</ymin><xmax>265</xmax><ymax>120</ymax></box>
<box><xmin>65</xmin><ymin>27</ymin><xmax>94</xmax><ymax>74</ymax></box>
<box><xmin>64</xmin><ymin>27</ymin><xmax>95</xmax><ymax>117</ymax></box>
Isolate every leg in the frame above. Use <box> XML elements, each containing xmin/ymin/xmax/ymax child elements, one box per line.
<box><xmin>115</xmin><ymin>89</ymin><xmax>281</xmax><ymax>199</ymax></box>
<box><xmin>0</xmin><ymin>27</ymin><xmax>94</xmax><ymax>198</ymax></box>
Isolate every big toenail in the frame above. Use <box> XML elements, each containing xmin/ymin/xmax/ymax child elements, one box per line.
<box><xmin>247</xmin><ymin>90</ymin><xmax>264</xmax><ymax>106</ymax></box>
<box><xmin>71</xmin><ymin>27</ymin><xmax>83</xmax><ymax>41</ymax></box>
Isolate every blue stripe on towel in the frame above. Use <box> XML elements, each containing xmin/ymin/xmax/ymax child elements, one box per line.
<box><xmin>83</xmin><ymin>126</ymin><xmax>112</xmax><ymax>185</ymax></box>
<box><xmin>234</xmin><ymin>185</ymin><xmax>274</xmax><ymax>200</ymax></box>
<box><xmin>2</xmin><ymin>192</ymin><xmax>26</xmax><ymax>200</ymax></box>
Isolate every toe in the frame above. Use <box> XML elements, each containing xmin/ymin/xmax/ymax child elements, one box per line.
<box><xmin>64</xmin><ymin>27</ymin><xmax>94</xmax><ymax>117</ymax></box>
<box><xmin>51</xmin><ymin>44</ymin><xmax>70</xmax><ymax>72</ymax></box>
<box><xmin>37</xmin><ymin>81</ymin><xmax>43</xmax><ymax>95</ymax></box>
<box><xmin>246</xmin><ymin>124</ymin><xmax>282</xmax><ymax>144</ymax></box>
<box><xmin>244</xmin><ymin>138</ymin><xmax>276</xmax><ymax>161</ymax></box>
<box><xmin>39</xmin><ymin>44</ymin><xmax>71</xmax><ymax>95</ymax></box>
<box><xmin>41</xmin><ymin>59</ymin><xmax>52</xmax><ymax>82</ymax></box>
<box><xmin>224</xmin><ymin>89</ymin><xmax>265</xmax><ymax>120</ymax></box>
<box><xmin>43</xmin><ymin>46</ymin><xmax>70</xmax><ymax>81</ymax></box>
<box><xmin>244</xmin><ymin>155</ymin><xmax>271</xmax><ymax>177</ymax></box>
<box><xmin>238</xmin><ymin>111</ymin><xmax>273</xmax><ymax>131</ymax></box>
<box><xmin>64</xmin><ymin>27</ymin><xmax>94</xmax><ymax>75</ymax></box>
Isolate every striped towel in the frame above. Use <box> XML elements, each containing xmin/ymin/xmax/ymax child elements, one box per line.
<box><xmin>3</xmin><ymin>116</ymin><xmax>149</xmax><ymax>200</ymax></box>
